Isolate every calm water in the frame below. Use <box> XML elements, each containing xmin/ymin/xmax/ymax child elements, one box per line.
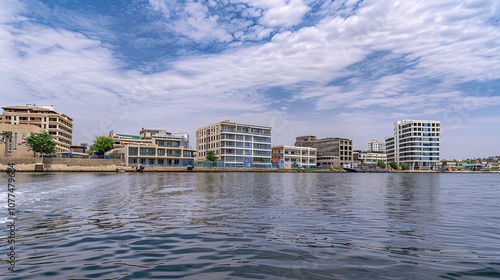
<box><xmin>1</xmin><ymin>172</ymin><xmax>499</xmax><ymax>279</ymax></box>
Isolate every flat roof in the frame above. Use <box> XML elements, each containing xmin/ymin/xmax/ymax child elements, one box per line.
<box><xmin>2</xmin><ymin>106</ymin><xmax>73</xmax><ymax>121</ymax></box>
<box><xmin>114</xmin><ymin>133</ymin><xmax>141</xmax><ymax>139</ymax></box>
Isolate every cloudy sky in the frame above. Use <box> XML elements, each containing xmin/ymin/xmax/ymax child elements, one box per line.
<box><xmin>1</xmin><ymin>0</ymin><xmax>499</xmax><ymax>159</ymax></box>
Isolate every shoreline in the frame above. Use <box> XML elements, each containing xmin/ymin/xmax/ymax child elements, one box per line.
<box><xmin>1</xmin><ymin>164</ymin><xmax>499</xmax><ymax>173</ymax></box>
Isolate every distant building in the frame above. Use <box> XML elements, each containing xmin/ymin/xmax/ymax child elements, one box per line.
<box><xmin>0</xmin><ymin>123</ymin><xmax>43</xmax><ymax>157</ymax></box>
<box><xmin>0</xmin><ymin>104</ymin><xmax>73</xmax><ymax>154</ymax></box>
<box><xmin>196</xmin><ymin>120</ymin><xmax>272</xmax><ymax>167</ymax></box>
<box><xmin>385</xmin><ymin>119</ymin><xmax>440</xmax><ymax>170</ymax></box>
<box><xmin>368</xmin><ymin>140</ymin><xmax>386</xmax><ymax>152</ymax></box>
<box><xmin>111</xmin><ymin>129</ymin><xmax>196</xmax><ymax>166</ymax></box>
<box><xmin>353</xmin><ymin>150</ymin><xmax>387</xmax><ymax>166</ymax></box>
<box><xmin>272</xmin><ymin>145</ymin><xmax>317</xmax><ymax>168</ymax></box>
<box><xmin>295</xmin><ymin>136</ymin><xmax>352</xmax><ymax>168</ymax></box>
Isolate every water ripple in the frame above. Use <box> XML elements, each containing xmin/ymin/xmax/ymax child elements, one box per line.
<box><xmin>1</xmin><ymin>172</ymin><xmax>499</xmax><ymax>279</ymax></box>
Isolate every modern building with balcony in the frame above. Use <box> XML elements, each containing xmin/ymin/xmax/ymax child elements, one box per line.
<box><xmin>0</xmin><ymin>104</ymin><xmax>73</xmax><ymax>153</ymax></box>
<box><xmin>111</xmin><ymin>129</ymin><xmax>196</xmax><ymax>166</ymax></box>
<box><xmin>196</xmin><ymin>120</ymin><xmax>272</xmax><ymax>167</ymax></box>
<box><xmin>353</xmin><ymin>150</ymin><xmax>387</xmax><ymax>166</ymax></box>
<box><xmin>385</xmin><ymin>119</ymin><xmax>440</xmax><ymax>170</ymax></box>
<box><xmin>294</xmin><ymin>136</ymin><xmax>352</xmax><ymax>168</ymax></box>
<box><xmin>272</xmin><ymin>145</ymin><xmax>317</xmax><ymax>168</ymax></box>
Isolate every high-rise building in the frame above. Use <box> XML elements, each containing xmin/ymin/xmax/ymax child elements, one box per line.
<box><xmin>368</xmin><ymin>140</ymin><xmax>386</xmax><ymax>152</ymax></box>
<box><xmin>196</xmin><ymin>120</ymin><xmax>272</xmax><ymax>167</ymax></box>
<box><xmin>295</xmin><ymin>136</ymin><xmax>352</xmax><ymax>168</ymax></box>
<box><xmin>385</xmin><ymin>119</ymin><xmax>440</xmax><ymax>170</ymax></box>
<box><xmin>0</xmin><ymin>104</ymin><xmax>73</xmax><ymax>153</ymax></box>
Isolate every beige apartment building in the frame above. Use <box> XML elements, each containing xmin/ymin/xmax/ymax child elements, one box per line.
<box><xmin>0</xmin><ymin>104</ymin><xmax>73</xmax><ymax>154</ymax></box>
<box><xmin>272</xmin><ymin>145</ymin><xmax>317</xmax><ymax>168</ymax></box>
<box><xmin>111</xmin><ymin>129</ymin><xmax>196</xmax><ymax>166</ymax></box>
<box><xmin>295</xmin><ymin>136</ymin><xmax>352</xmax><ymax>168</ymax></box>
<box><xmin>196</xmin><ymin>120</ymin><xmax>272</xmax><ymax>167</ymax></box>
<box><xmin>0</xmin><ymin>123</ymin><xmax>43</xmax><ymax>157</ymax></box>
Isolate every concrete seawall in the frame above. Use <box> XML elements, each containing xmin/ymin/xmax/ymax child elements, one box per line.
<box><xmin>0</xmin><ymin>158</ymin><xmax>345</xmax><ymax>172</ymax></box>
<box><xmin>0</xmin><ymin>158</ymin><xmax>126</xmax><ymax>172</ymax></box>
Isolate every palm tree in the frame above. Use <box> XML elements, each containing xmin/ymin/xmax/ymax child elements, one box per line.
<box><xmin>1</xmin><ymin>131</ymin><xmax>12</xmax><ymax>157</ymax></box>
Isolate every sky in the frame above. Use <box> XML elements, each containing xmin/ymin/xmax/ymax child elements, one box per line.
<box><xmin>1</xmin><ymin>0</ymin><xmax>499</xmax><ymax>160</ymax></box>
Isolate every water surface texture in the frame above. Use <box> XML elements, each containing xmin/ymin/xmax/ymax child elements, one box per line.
<box><xmin>1</xmin><ymin>172</ymin><xmax>499</xmax><ymax>279</ymax></box>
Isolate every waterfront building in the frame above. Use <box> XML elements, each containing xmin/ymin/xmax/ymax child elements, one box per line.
<box><xmin>385</xmin><ymin>119</ymin><xmax>440</xmax><ymax>170</ymax></box>
<box><xmin>272</xmin><ymin>145</ymin><xmax>317</xmax><ymax>168</ymax></box>
<box><xmin>353</xmin><ymin>150</ymin><xmax>387</xmax><ymax>166</ymax></box>
<box><xmin>368</xmin><ymin>140</ymin><xmax>386</xmax><ymax>152</ymax></box>
<box><xmin>0</xmin><ymin>123</ymin><xmax>43</xmax><ymax>157</ymax></box>
<box><xmin>196</xmin><ymin>120</ymin><xmax>272</xmax><ymax>167</ymax></box>
<box><xmin>295</xmin><ymin>136</ymin><xmax>352</xmax><ymax>168</ymax></box>
<box><xmin>111</xmin><ymin>129</ymin><xmax>196</xmax><ymax>166</ymax></box>
<box><xmin>0</xmin><ymin>104</ymin><xmax>73</xmax><ymax>153</ymax></box>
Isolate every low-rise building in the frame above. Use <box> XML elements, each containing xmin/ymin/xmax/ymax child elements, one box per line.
<box><xmin>295</xmin><ymin>135</ymin><xmax>352</xmax><ymax>168</ymax></box>
<box><xmin>0</xmin><ymin>123</ymin><xmax>43</xmax><ymax>157</ymax></box>
<box><xmin>111</xmin><ymin>129</ymin><xmax>196</xmax><ymax>166</ymax></box>
<box><xmin>353</xmin><ymin>150</ymin><xmax>387</xmax><ymax>166</ymax></box>
<box><xmin>272</xmin><ymin>145</ymin><xmax>317</xmax><ymax>168</ymax></box>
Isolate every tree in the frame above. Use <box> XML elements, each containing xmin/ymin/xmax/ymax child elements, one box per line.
<box><xmin>377</xmin><ymin>160</ymin><xmax>386</xmax><ymax>169</ymax></box>
<box><xmin>26</xmin><ymin>132</ymin><xmax>56</xmax><ymax>157</ymax></box>
<box><xmin>91</xmin><ymin>136</ymin><xmax>114</xmax><ymax>153</ymax></box>
<box><xmin>389</xmin><ymin>161</ymin><xmax>398</xmax><ymax>170</ymax></box>
<box><xmin>1</xmin><ymin>131</ymin><xmax>12</xmax><ymax>157</ymax></box>
<box><xmin>205</xmin><ymin>150</ymin><xmax>218</xmax><ymax>167</ymax></box>
<box><xmin>400</xmin><ymin>162</ymin><xmax>409</xmax><ymax>170</ymax></box>
<box><xmin>292</xmin><ymin>161</ymin><xmax>299</xmax><ymax>169</ymax></box>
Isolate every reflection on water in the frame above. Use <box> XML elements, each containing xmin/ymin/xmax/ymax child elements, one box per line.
<box><xmin>0</xmin><ymin>172</ymin><xmax>499</xmax><ymax>279</ymax></box>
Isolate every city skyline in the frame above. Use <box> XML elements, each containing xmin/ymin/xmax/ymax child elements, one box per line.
<box><xmin>1</xmin><ymin>0</ymin><xmax>499</xmax><ymax>159</ymax></box>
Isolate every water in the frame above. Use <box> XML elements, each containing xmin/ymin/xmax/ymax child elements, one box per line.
<box><xmin>1</xmin><ymin>172</ymin><xmax>499</xmax><ymax>279</ymax></box>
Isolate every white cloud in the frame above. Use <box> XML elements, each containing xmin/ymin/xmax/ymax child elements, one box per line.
<box><xmin>258</xmin><ymin>0</ymin><xmax>310</xmax><ymax>27</ymax></box>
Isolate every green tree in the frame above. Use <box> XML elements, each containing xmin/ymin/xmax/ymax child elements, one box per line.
<box><xmin>91</xmin><ymin>136</ymin><xmax>114</xmax><ymax>153</ymax></box>
<box><xmin>389</xmin><ymin>161</ymin><xmax>398</xmax><ymax>170</ymax></box>
<box><xmin>377</xmin><ymin>160</ymin><xmax>386</xmax><ymax>169</ymax></box>
<box><xmin>400</xmin><ymin>162</ymin><xmax>409</xmax><ymax>170</ymax></box>
<box><xmin>26</xmin><ymin>132</ymin><xmax>56</xmax><ymax>157</ymax></box>
<box><xmin>1</xmin><ymin>131</ymin><xmax>12</xmax><ymax>157</ymax></box>
<box><xmin>205</xmin><ymin>150</ymin><xmax>218</xmax><ymax>167</ymax></box>
<box><xmin>292</xmin><ymin>161</ymin><xmax>299</xmax><ymax>169</ymax></box>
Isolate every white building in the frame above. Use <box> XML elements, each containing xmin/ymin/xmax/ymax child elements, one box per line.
<box><xmin>385</xmin><ymin>119</ymin><xmax>440</xmax><ymax>170</ymax></box>
<box><xmin>354</xmin><ymin>150</ymin><xmax>387</xmax><ymax>166</ymax></box>
<box><xmin>272</xmin><ymin>145</ymin><xmax>317</xmax><ymax>168</ymax></box>
<box><xmin>368</xmin><ymin>140</ymin><xmax>386</xmax><ymax>152</ymax></box>
<box><xmin>112</xmin><ymin>129</ymin><xmax>196</xmax><ymax>166</ymax></box>
<box><xmin>196</xmin><ymin>120</ymin><xmax>272</xmax><ymax>167</ymax></box>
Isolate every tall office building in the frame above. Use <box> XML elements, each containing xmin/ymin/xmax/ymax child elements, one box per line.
<box><xmin>196</xmin><ymin>120</ymin><xmax>272</xmax><ymax>167</ymax></box>
<box><xmin>295</xmin><ymin>136</ymin><xmax>352</xmax><ymax>168</ymax></box>
<box><xmin>385</xmin><ymin>119</ymin><xmax>440</xmax><ymax>170</ymax></box>
<box><xmin>1</xmin><ymin>104</ymin><xmax>73</xmax><ymax>153</ymax></box>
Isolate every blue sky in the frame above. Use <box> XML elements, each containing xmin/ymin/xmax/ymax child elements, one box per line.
<box><xmin>1</xmin><ymin>0</ymin><xmax>499</xmax><ymax>159</ymax></box>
